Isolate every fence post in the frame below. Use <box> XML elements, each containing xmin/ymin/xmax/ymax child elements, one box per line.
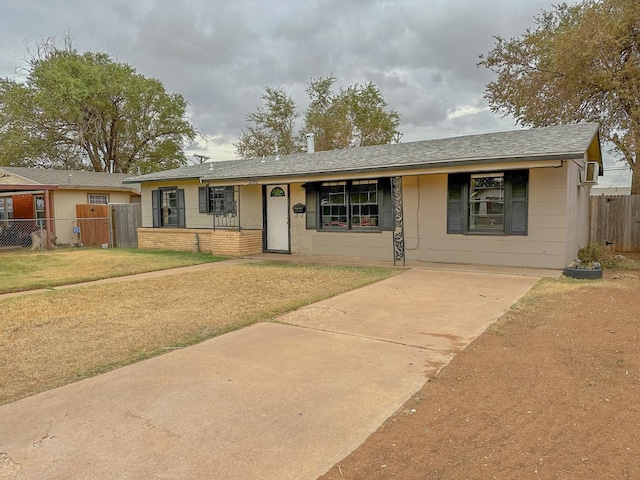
<box><xmin>38</xmin><ymin>220</ymin><xmax>45</xmax><ymax>252</ymax></box>
<box><xmin>108</xmin><ymin>214</ymin><xmax>114</xmax><ymax>248</ymax></box>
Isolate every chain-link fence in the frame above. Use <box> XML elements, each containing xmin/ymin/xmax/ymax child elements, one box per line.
<box><xmin>0</xmin><ymin>217</ymin><xmax>112</xmax><ymax>251</ymax></box>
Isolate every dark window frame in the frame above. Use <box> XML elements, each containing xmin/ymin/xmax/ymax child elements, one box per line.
<box><xmin>198</xmin><ymin>186</ymin><xmax>237</xmax><ymax>216</ymax></box>
<box><xmin>447</xmin><ymin>170</ymin><xmax>528</xmax><ymax>236</ymax></box>
<box><xmin>152</xmin><ymin>187</ymin><xmax>186</xmax><ymax>228</ymax></box>
<box><xmin>305</xmin><ymin>178</ymin><xmax>393</xmax><ymax>232</ymax></box>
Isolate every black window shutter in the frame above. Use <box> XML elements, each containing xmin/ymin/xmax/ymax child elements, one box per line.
<box><xmin>177</xmin><ymin>189</ymin><xmax>186</xmax><ymax>228</ymax></box>
<box><xmin>305</xmin><ymin>183</ymin><xmax>317</xmax><ymax>230</ymax></box>
<box><xmin>152</xmin><ymin>189</ymin><xmax>160</xmax><ymax>227</ymax></box>
<box><xmin>506</xmin><ymin>170</ymin><xmax>528</xmax><ymax>235</ymax></box>
<box><xmin>379</xmin><ymin>177</ymin><xmax>394</xmax><ymax>231</ymax></box>
<box><xmin>198</xmin><ymin>186</ymin><xmax>208</xmax><ymax>214</ymax></box>
<box><xmin>447</xmin><ymin>173</ymin><xmax>467</xmax><ymax>234</ymax></box>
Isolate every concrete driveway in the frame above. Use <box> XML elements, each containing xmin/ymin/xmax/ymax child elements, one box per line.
<box><xmin>0</xmin><ymin>268</ymin><xmax>540</xmax><ymax>480</ymax></box>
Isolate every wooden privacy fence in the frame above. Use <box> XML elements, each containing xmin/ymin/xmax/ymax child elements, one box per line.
<box><xmin>111</xmin><ymin>203</ymin><xmax>142</xmax><ymax>248</ymax></box>
<box><xmin>590</xmin><ymin>195</ymin><xmax>640</xmax><ymax>252</ymax></box>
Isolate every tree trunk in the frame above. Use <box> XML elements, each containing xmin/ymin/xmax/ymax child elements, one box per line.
<box><xmin>631</xmin><ymin>164</ymin><xmax>640</xmax><ymax>195</ymax></box>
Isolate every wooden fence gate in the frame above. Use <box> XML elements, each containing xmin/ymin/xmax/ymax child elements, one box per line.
<box><xmin>590</xmin><ymin>195</ymin><xmax>640</xmax><ymax>252</ymax></box>
<box><xmin>111</xmin><ymin>203</ymin><xmax>142</xmax><ymax>248</ymax></box>
<box><xmin>76</xmin><ymin>204</ymin><xmax>110</xmax><ymax>247</ymax></box>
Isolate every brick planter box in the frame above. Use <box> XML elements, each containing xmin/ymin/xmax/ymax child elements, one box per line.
<box><xmin>138</xmin><ymin>228</ymin><xmax>263</xmax><ymax>256</ymax></box>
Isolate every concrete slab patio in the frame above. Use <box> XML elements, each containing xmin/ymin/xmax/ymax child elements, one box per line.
<box><xmin>0</xmin><ymin>267</ymin><xmax>540</xmax><ymax>480</ymax></box>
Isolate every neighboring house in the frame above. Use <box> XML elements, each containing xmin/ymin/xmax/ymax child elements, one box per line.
<box><xmin>0</xmin><ymin>167</ymin><xmax>141</xmax><ymax>246</ymax></box>
<box><xmin>124</xmin><ymin>123</ymin><xmax>602</xmax><ymax>269</ymax></box>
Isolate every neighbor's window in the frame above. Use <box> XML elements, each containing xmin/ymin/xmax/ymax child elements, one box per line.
<box><xmin>88</xmin><ymin>194</ymin><xmax>109</xmax><ymax>205</ymax></box>
<box><xmin>0</xmin><ymin>197</ymin><xmax>13</xmax><ymax>220</ymax></box>
<box><xmin>469</xmin><ymin>173</ymin><xmax>504</xmax><ymax>232</ymax></box>
<box><xmin>34</xmin><ymin>195</ymin><xmax>45</xmax><ymax>219</ymax></box>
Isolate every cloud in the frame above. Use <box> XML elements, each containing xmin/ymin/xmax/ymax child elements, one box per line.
<box><xmin>0</xmin><ymin>0</ymin><xmax>628</xmax><ymax>186</ymax></box>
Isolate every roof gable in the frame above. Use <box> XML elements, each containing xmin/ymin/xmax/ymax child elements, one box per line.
<box><xmin>0</xmin><ymin>167</ymin><xmax>141</xmax><ymax>192</ymax></box>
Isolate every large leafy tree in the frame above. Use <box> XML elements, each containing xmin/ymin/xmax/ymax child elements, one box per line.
<box><xmin>235</xmin><ymin>87</ymin><xmax>301</xmax><ymax>159</ymax></box>
<box><xmin>303</xmin><ymin>75</ymin><xmax>401</xmax><ymax>151</ymax></box>
<box><xmin>479</xmin><ymin>0</ymin><xmax>640</xmax><ymax>193</ymax></box>
<box><xmin>236</xmin><ymin>76</ymin><xmax>401</xmax><ymax>158</ymax></box>
<box><xmin>302</xmin><ymin>75</ymin><xmax>352</xmax><ymax>152</ymax></box>
<box><xmin>0</xmin><ymin>41</ymin><xmax>196</xmax><ymax>173</ymax></box>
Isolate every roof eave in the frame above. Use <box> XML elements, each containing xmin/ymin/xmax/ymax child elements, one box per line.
<box><xmin>199</xmin><ymin>153</ymin><xmax>580</xmax><ymax>183</ymax></box>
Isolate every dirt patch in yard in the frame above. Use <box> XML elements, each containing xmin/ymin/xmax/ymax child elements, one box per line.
<box><xmin>320</xmin><ymin>262</ymin><xmax>640</xmax><ymax>479</ymax></box>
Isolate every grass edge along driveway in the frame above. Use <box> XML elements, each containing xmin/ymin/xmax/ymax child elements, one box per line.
<box><xmin>1</xmin><ymin>260</ymin><xmax>398</xmax><ymax>405</ymax></box>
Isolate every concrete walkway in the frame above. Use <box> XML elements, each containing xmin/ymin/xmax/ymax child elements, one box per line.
<box><xmin>0</xmin><ymin>261</ymin><xmax>542</xmax><ymax>480</ymax></box>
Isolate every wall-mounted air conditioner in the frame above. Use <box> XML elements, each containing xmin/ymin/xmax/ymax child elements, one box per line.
<box><xmin>580</xmin><ymin>161</ymin><xmax>599</xmax><ymax>185</ymax></box>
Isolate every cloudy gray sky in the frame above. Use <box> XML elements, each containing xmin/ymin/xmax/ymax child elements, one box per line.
<box><xmin>0</xmin><ymin>0</ymin><xmax>631</xmax><ymax>187</ymax></box>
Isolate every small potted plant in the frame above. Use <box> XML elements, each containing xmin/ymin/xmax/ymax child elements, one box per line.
<box><xmin>563</xmin><ymin>244</ymin><xmax>617</xmax><ymax>280</ymax></box>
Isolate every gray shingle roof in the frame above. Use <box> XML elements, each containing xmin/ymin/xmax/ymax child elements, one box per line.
<box><xmin>124</xmin><ymin>123</ymin><xmax>601</xmax><ymax>184</ymax></box>
<box><xmin>1</xmin><ymin>167</ymin><xmax>141</xmax><ymax>192</ymax></box>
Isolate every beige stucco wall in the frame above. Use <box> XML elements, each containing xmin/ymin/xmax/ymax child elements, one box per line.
<box><xmin>401</xmin><ymin>165</ymin><xmax>574</xmax><ymax>269</ymax></box>
<box><xmin>289</xmin><ymin>182</ymin><xmax>393</xmax><ymax>260</ymax></box>
<box><xmin>239</xmin><ymin>185</ymin><xmax>264</xmax><ymax>230</ymax></box>
<box><xmin>564</xmin><ymin>157</ymin><xmax>592</xmax><ymax>263</ymax></box>
<box><xmin>140</xmin><ymin>182</ymin><xmax>263</xmax><ymax>231</ymax></box>
<box><xmin>48</xmin><ymin>190</ymin><xmax>135</xmax><ymax>245</ymax></box>
<box><xmin>288</xmin><ymin>168</ymin><xmax>578</xmax><ymax>268</ymax></box>
<box><xmin>136</xmin><ymin>161</ymin><xmax>589</xmax><ymax>268</ymax></box>
<box><xmin>52</xmin><ymin>190</ymin><xmax>133</xmax><ymax>219</ymax></box>
<box><xmin>140</xmin><ymin>181</ymin><xmax>201</xmax><ymax>228</ymax></box>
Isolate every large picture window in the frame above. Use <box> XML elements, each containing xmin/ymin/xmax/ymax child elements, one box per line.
<box><xmin>152</xmin><ymin>187</ymin><xmax>185</xmax><ymax>228</ymax></box>
<box><xmin>447</xmin><ymin>170</ymin><xmax>528</xmax><ymax>235</ymax></box>
<box><xmin>305</xmin><ymin>178</ymin><xmax>392</xmax><ymax>232</ymax></box>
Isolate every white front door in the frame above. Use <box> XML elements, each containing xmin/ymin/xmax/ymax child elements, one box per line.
<box><xmin>266</xmin><ymin>184</ymin><xmax>289</xmax><ymax>251</ymax></box>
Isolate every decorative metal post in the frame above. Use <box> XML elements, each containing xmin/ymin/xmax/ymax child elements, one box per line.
<box><xmin>392</xmin><ymin>176</ymin><xmax>405</xmax><ymax>266</ymax></box>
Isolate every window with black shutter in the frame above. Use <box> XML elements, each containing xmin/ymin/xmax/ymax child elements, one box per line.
<box><xmin>152</xmin><ymin>187</ymin><xmax>185</xmax><ymax>228</ymax></box>
<box><xmin>447</xmin><ymin>170</ymin><xmax>528</xmax><ymax>235</ymax></box>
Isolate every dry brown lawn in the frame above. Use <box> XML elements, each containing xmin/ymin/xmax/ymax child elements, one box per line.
<box><xmin>0</xmin><ymin>262</ymin><xmax>396</xmax><ymax>405</ymax></box>
<box><xmin>0</xmin><ymin>248</ymin><xmax>225</xmax><ymax>294</ymax></box>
